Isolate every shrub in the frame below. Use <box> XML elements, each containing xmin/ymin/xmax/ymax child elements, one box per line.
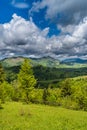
<box><xmin>61</xmin><ymin>97</ymin><xmax>79</xmax><ymax>110</ymax></box>
<box><xmin>0</xmin><ymin>82</ymin><xmax>14</xmax><ymax>103</ymax></box>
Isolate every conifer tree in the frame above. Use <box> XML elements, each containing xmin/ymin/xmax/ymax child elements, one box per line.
<box><xmin>18</xmin><ymin>59</ymin><xmax>37</xmax><ymax>103</ymax></box>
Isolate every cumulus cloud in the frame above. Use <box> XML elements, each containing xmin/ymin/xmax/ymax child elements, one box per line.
<box><xmin>0</xmin><ymin>14</ymin><xmax>50</xmax><ymax>58</ymax></box>
<box><xmin>1</xmin><ymin>14</ymin><xmax>87</xmax><ymax>59</ymax></box>
<box><xmin>30</xmin><ymin>0</ymin><xmax>87</xmax><ymax>26</ymax></box>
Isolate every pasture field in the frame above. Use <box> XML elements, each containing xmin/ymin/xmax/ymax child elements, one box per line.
<box><xmin>0</xmin><ymin>102</ymin><xmax>87</xmax><ymax>130</ymax></box>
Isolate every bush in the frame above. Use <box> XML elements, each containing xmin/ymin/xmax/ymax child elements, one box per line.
<box><xmin>61</xmin><ymin>97</ymin><xmax>79</xmax><ymax>110</ymax></box>
<box><xmin>0</xmin><ymin>82</ymin><xmax>14</xmax><ymax>103</ymax></box>
<box><xmin>60</xmin><ymin>79</ymin><xmax>73</xmax><ymax>97</ymax></box>
<box><xmin>29</xmin><ymin>89</ymin><xmax>43</xmax><ymax>104</ymax></box>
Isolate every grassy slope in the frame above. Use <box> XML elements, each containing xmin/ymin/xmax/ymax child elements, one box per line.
<box><xmin>0</xmin><ymin>102</ymin><xmax>87</xmax><ymax>130</ymax></box>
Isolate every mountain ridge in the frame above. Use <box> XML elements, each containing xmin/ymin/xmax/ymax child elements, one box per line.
<box><xmin>61</xmin><ymin>58</ymin><xmax>87</xmax><ymax>64</ymax></box>
<box><xmin>1</xmin><ymin>56</ymin><xmax>87</xmax><ymax>68</ymax></box>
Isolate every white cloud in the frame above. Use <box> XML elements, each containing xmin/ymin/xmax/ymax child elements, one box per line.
<box><xmin>30</xmin><ymin>0</ymin><xmax>87</xmax><ymax>26</ymax></box>
<box><xmin>0</xmin><ymin>14</ymin><xmax>50</xmax><ymax>58</ymax></box>
<box><xmin>11</xmin><ymin>0</ymin><xmax>29</xmax><ymax>9</ymax></box>
<box><xmin>1</xmin><ymin>14</ymin><xmax>87</xmax><ymax>59</ymax></box>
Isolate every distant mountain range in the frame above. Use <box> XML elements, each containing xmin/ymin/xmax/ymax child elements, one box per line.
<box><xmin>61</xmin><ymin>58</ymin><xmax>87</xmax><ymax>64</ymax></box>
<box><xmin>0</xmin><ymin>56</ymin><xmax>87</xmax><ymax>68</ymax></box>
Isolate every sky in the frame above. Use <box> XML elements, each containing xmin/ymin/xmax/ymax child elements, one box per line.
<box><xmin>0</xmin><ymin>0</ymin><xmax>87</xmax><ymax>60</ymax></box>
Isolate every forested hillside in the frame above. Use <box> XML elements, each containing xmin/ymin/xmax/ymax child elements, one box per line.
<box><xmin>3</xmin><ymin>64</ymin><xmax>87</xmax><ymax>88</ymax></box>
<box><xmin>0</xmin><ymin>58</ymin><xmax>87</xmax><ymax>111</ymax></box>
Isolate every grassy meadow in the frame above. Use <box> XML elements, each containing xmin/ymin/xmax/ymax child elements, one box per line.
<box><xmin>0</xmin><ymin>102</ymin><xmax>87</xmax><ymax>130</ymax></box>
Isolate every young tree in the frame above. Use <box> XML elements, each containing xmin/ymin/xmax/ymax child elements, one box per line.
<box><xmin>0</xmin><ymin>64</ymin><xmax>5</xmax><ymax>106</ymax></box>
<box><xmin>0</xmin><ymin>64</ymin><xmax>13</xmax><ymax>106</ymax></box>
<box><xmin>0</xmin><ymin>82</ymin><xmax>14</xmax><ymax>103</ymax></box>
<box><xmin>18</xmin><ymin>59</ymin><xmax>37</xmax><ymax>103</ymax></box>
<box><xmin>61</xmin><ymin>78</ymin><xmax>73</xmax><ymax>97</ymax></box>
<box><xmin>0</xmin><ymin>63</ymin><xmax>5</xmax><ymax>84</ymax></box>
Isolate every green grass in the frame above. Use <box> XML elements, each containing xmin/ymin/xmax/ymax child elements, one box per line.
<box><xmin>0</xmin><ymin>102</ymin><xmax>87</xmax><ymax>130</ymax></box>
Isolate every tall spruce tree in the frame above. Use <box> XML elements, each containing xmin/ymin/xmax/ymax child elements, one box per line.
<box><xmin>18</xmin><ymin>59</ymin><xmax>37</xmax><ymax>103</ymax></box>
